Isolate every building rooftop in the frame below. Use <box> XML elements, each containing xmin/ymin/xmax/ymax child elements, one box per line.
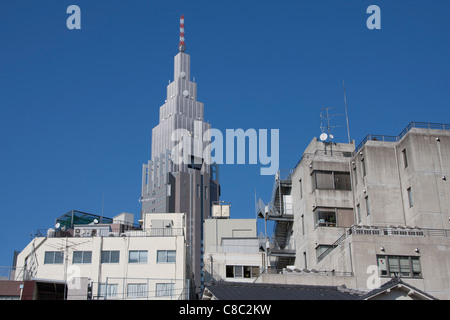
<box><xmin>202</xmin><ymin>277</ymin><xmax>438</xmax><ymax>300</ymax></box>
<box><xmin>202</xmin><ymin>281</ymin><xmax>364</xmax><ymax>300</ymax></box>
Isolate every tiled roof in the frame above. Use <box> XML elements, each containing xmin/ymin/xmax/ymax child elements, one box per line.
<box><xmin>203</xmin><ymin>281</ymin><xmax>365</xmax><ymax>300</ymax></box>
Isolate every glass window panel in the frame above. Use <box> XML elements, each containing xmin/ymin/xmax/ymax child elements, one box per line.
<box><xmin>234</xmin><ymin>266</ymin><xmax>243</xmax><ymax>278</ymax></box>
<box><xmin>244</xmin><ymin>266</ymin><xmax>251</xmax><ymax>278</ymax></box>
<box><xmin>44</xmin><ymin>252</ymin><xmax>54</xmax><ymax>264</ymax></box>
<box><xmin>226</xmin><ymin>265</ymin><xmax>234</xmax><ymax>277</ymax></box>
<box><xmin>54</xmin><ymin>251</ymin><xmax>64</xmax><ymax>264</ymax></box>
<box><xmin>251</xmin><ymin>266</ymin><xmax>260</xmax><ymax>277</ymax></box>
<box><xmin>73</xmin><ymin>251</ymin><xmax>82</xmax><ymax>264</ymax></box>
<box><xmin>315</xmin><ymin>171</ymin><xmax>333</xmax><ymax>189</ymax></box>
<box><xmin>334</xmin><ymin>172</ymin><xmax>351</xmax><ymax>190</ymax></box>
<box><xmin>139</xmin><ymin>251</ymin><xmax>148</xmax><ymax>263</ymax></box>
<box><xmin>83</xmin><ymin>251</ymin><xmax>92</xmax><ymax>264</ymax></box>
<box><xmin>110</xmin><ymin>251</ymin><xmax>120</xmax><ymax>263</ymax></box>
<box><xmin>167</xmin><ymin>250</ymin><xmax>176</xmax><ymax>263</ymax></box>
<box><xmin>129</xmin><ymin>251</ymin><xmax>139</xmax><ymax>263</ymax></box>
<box><xmin>101</xmin><ymin>251</ymin><xmax>110</xmax><ymax>263</ymax></box>
<box><xmin>377</xmin><ymin>256</ymin><xmax>388</xmax><ymax>276</ymax></box>
<box><xmin>388</xmin><ymin>256</ymin><xmax>400</xmax><ymax>276</ymax></box>
<box><xmin>399</xmin><ymin>256</ymin><xmax>411</xmax><ymax>276</ymax></box>
<box><xmin>412</xmin><ymin>257</ymin><xmax>421</xmax><ymax>277</ymax></box>
<box><xmin>157</xmin><ymin>250</ymin><xmax>167</xmax><ymax>263</ymax></box>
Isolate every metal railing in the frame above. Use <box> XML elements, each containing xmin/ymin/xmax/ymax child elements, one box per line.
<box><xmin>35</xmin><ymin>228</ymin><xmax>184</xmax><ymax>238</ymax></box>
<box><xmin>355</xmin><ymin>121</ymin><xmax>450</xmax><ymax>154</ymax></box>
<box><xmin>317</xmin><ymin>225</ymin><xmax>450</xmax><ymax>263</ymax></box>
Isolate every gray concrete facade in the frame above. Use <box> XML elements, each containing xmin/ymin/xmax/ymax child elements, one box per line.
<box><xmin>260</xmin><ymin>123</ymin><xmax>450</xmax><ymax>299</ymax></box>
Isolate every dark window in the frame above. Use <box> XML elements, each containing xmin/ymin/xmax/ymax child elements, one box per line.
<box><xmin>73</xmin><ymin>251</ymin><xmax>92</xmax><ymax>264</ymax></box>
<box><xmin>402</xmin><ymin>149</ymin><xmax>408</xmax><ymax>168</ymax></box>
<box><xmin>101</xmin><ymin>250</ymin><xmax>120</xmax><ymax>263</ymax></box>
<box><xmin>313</xmin><ymin>171</ymin><xmax>351</xmax><ymax>191</ymax></box>
<box><xmin>44</xmin><ymin>251</ymin><xmax>64</xmax><ymax>264</ymax></box>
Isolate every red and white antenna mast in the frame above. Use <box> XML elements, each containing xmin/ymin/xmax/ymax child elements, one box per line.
<box><xmin>179</xmin><ymin>15</ymin><xmax>186</xmax><ymax>52</ymax></box>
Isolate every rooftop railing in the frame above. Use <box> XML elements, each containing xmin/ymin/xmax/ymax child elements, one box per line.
<box><xmin>355</xmin><ymin>121</ymin><xmax>450</xmax><ymax>154</ymax></box>
<box><xmin>35</xmin><ymin>227</ymin><xmax>184</xmax><ymax>238</ymax></box>
<box><xmin>317</xmin><ymin>225</ymin><xmax>450</xmax><ymax>263</ymax></box>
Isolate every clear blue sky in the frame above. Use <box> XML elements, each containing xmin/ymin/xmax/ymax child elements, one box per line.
<box><xmin>1</xmin><ymin>0</ymin><xmax>449</xmax><ymax>267</ymax></box>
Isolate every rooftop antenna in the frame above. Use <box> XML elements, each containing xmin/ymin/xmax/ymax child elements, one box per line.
<box><xmin>179</xmin><ymin>15</ymin><xmax>186</xmax><ymax>52</ymax></box>
<box><xmin>343</xmin><ymin>80</ymin><xmax>351</xmax><ymax>144</ymax></box>
<box><xmin>320</xmin><ymin>107</ymin><xmax>342</xmax><ymax>156</ymax></box>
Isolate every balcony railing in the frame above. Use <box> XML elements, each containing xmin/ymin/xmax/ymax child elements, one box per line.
<box><xmin>35</xmin><ymin>228</ymin><xmax>184</xmax><ymax>238</ymax></box>
<box><xmin>317</xmin><ymin>225</ymin><xmax>450</xmax><ymax>263</ymax></box>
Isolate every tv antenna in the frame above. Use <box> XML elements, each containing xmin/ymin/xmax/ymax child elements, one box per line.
<box><xmin>320</xmin><ymin>107</ymin><xmax>342</xmax><ymax>156</ymax></box>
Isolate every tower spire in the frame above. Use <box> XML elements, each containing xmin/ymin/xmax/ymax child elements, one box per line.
<box><xmin>179</xmin><ymin>15</ymin><xmax>186</xmax><ymax>52</ymax></box>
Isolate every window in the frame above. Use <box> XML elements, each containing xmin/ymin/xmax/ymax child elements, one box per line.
<box><xmin>225</xmin><ymin>265</ymin><xmax>260</xmax><ymax>278</ymax></box>
<box><xmin>407</xmin><ymin>187</ymin><xmax>413</xmax><ymax>207</ymax></box>
<box><xmin>127</xmin><ymin>283</ymin><xmax>147</xmax><ymax>298</ymax></box>
<box><xmin>299</xmin><ymin>179</ymin><xmax>303</xmax><ymax>199</ymax></box>
<box><xmin>73</xmin><ymin>251</ymin><xmax>92</xmax><ymax>264</ymax></box>
<box><xmin>361</xmin><ymin>158</ymin><xmax>366</xmax><ymax>177</ymax></box>
<box><xmin>129</xmin><ymin>250</ymin><xmax>148</xmax><ymax>263</ymax></box>
<box><xmin>334</xmin><ymin>172</ymin><xmax>351</xmax><ymax>190</ymax></box>
<box><xmin>353</xmin><ymin>166</ymin><xmax>358</xmax><ymax>185</ymax></box>
<box><xmin>315</xmin><ymin>209</ymin><xmax>337</xmax><ymax>227</ymax></box>
<box><xmin>357</xmin><ymin>204</ymin><xmax>361</xmax><ymax>223</ymax></box>
<box><xmin>377</xmin><ymin>255</ymin><xmax>421</xmax><ymax>278</ymax></box>
<box><xmin>98</xmin><ymin>283</ymin><xmax>118</xmax><ymax>299</ymax></box>
<box><xmin>101</xmin><ymin>250</ymin><xmax>120</xmax><ymax>263</ymax></box>
<box><xmin>402</xmin><ymin>149</ymin><xmax>408</xmax><ymax>168</ymax></box>
<box><xmin>157</xmin><ymin>250</ymin><xmax>176</xmax><ymax>263</ymax></box>
<box><xmin>44</xmin><ymin>251</ymin><xmax>64</xmax><ymax>264</ymax></box>
<box><xmin>313</xmin><ymin>171</ymin><xmax>351</xmax><ymax>191</ymax></box>
<box><xmin>365</xmin><ymin>196</ymin><xmax>371</xmax><ymax>215</ymax></box>
<box><xmin>156</xmin><ymin>283</ymin><xmax>174</xmax><ymax>297</ymax></box>
<box><xmin>301</xmin><ymin>214</ymin><xmax>305</xmax><ymax>235</ymax></box>
<box><xmin>314</xmin><ymin>207</ymin><xmax>354</xmax><ymax>228</ymax></box>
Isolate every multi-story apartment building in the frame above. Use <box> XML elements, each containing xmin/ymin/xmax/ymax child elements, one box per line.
<box><xmin>14</xmin><ymin>211</ymin><xmax>188</xmax><ymax>300</ymax></box>
<box><xmin>258</xmin><ymin>122</ymin><xmax>450</xmax><ymax>299</ymax></box>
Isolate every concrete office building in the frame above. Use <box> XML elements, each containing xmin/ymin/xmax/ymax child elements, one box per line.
<box><xmin>258</xmin><ymin>122</ymin><xmax>450</xmax><ymax>299</ymax></box>
<box><xmin>203</xmin><ymin>204</ymin><xmax>265</xmax><ymax>284</ymax></box>
<box><xmin>140</xmin><ymin>16</ymin><xmax>220</xmax><ymax>298</ymax></box>
<box><xmin>14</xmin><ymin>211</ymin><xmax>188</xmax><ymax>300</ymax></box>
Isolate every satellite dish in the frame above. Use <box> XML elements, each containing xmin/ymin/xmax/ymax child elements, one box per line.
<box><xmin>183</xmin><ymin>90</ymin><xmax>189</xmax><ymax>98</ymax></box>
<box><xmin>329</xmin><ymin>134</ymin><xmax>334</xmax><ymax>140</ymax></box>
<box><xmin>179</xmin><ymin>71</ymin><xmax>186</xmax><ymax>79</ymax></box>
<box><xmin>55</xmin><ymin>222</ymin><xmax>61</xmax><ymax>229</ymax></box>
<box><xmin>320</xmin><ymin>133</ymin><xmax>328</xmax><ymax>141</ymax></box>
<box><xmin>93</xmin><ymin>219</ymin><xmax>99</xmax><ymax>224</ymax></box>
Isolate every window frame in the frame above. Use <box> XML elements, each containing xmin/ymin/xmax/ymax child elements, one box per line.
<box><xmin>156</xmin><ymin>250</ymin><xmax>176</xmax><ymax>263</ymax></box>
<box><xmin>377</xmin><ymin>255</ymin><xmax>422</xmax><ymax>278</ymax></box>
<box><xmin>44</xmin><ymin>251</ymin><xmax>64</xmax><ymax>265</ymax></box>
<box><xmin>101</xmin><ymin>250</ymin><xmax>120</xmax><ymax>264</ymax></box>
<box><xmin>72</xmin><ymin>251</ymin><xmax>92</xmax><ymax>264</ymax></box>
<box><xmin>128</xmin><ymin>250</ymin><xmax>148</xmax><ymax>264</ymax></box>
